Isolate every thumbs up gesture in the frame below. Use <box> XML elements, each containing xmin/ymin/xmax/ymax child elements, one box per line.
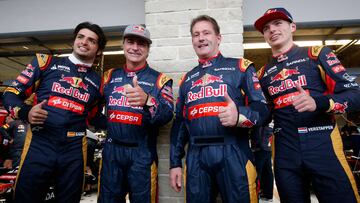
<box><xmin>28</xmin><ymin>100</ymin><xmax>48</xmax><ymax>124</ymax></box>
<box><xmin>218</xmin><ymin>92</ymin><xmax>238</xmax><ymax>127</ymax></box>
<box><xmin>126</xmin><ymin>76</ymin><xmax>148</xmax><ymax>107</ymax></box>
<box><xmin>292</xmin><ymin>83</ymin><xmax>316</xmax><ymax>112</ymax></box>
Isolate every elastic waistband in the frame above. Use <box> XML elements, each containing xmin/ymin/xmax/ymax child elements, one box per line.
<box><xmin>107</xmin><ymin>138</ymin><xmax>139</xmax><ymax>147</ymax></box>
<box><xmin>190</xmin><ymin>135</ymin><xmax>238</xmax><ymax>146</ymax></box>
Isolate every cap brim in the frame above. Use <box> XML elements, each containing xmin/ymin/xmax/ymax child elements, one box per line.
<box><xmin>254</xmin><ymin>12</ymin><xmax>292</xmax><ymax>33</ymax></box>
<box><xmin>123</xmin><ymin>33</ymin><xmax>152</xmax><ymax>44</ymax></box>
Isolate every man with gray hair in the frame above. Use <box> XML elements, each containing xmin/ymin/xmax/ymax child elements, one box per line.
<box><xmin>98</xmin><ymin>24</ymin><xmax>174</xmax><ymax>203</ymax></box>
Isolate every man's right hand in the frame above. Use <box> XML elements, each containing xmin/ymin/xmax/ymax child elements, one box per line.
<box><xmin>28</xmin><ymin>100</ymin><xmax>48</xmax><ymax>124</ymax></box>
<box><xmin>169</xmin><ymin>167</ymin><xmax>182</xmax><ymax>192</ymax></box>
<box><xmin>3</xmin><ymin>159</ymin><xmax>12</xmax><ymax>169</ymax></box>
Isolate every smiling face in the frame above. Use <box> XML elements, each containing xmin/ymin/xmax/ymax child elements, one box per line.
<box><xmin>262</xmin><ymin>19</ymin><xmax>296</xmax><ymax>55</ymax></box>
<box><xmin>123</xmin><ymin>36</ymin><xmax>149</xmax><ymax>69</ymax></box>
<box><xmin>191</xmin><ymin>20</ymin><xmax>222</xmax><ymax>60</ymax></box>
<box><xmin>72</xmin><ymin>28</ymin><xmax>100</xmax><ymax>63</ymax></box>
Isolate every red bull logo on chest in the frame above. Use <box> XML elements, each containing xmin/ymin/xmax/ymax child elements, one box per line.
<box><xmin>60</xmin><ymin>75</ymin><xmax>88</xmax><ymax>91</ymax></box>
<box><xmin>51</xmin><ymin>82</ymin><xmax>90</xmax><ymax>102</ymax></box>
<box><xmin>270</xmin><ymin>68</ymin><xmax>300</xmax><ymax>84</ymax></box>
<box><xmin>187</xmin><ymin>84</ymin><xmax>227</xmax><ymax>103</ymax></box>
<box><xmin>268</xmin><ymin>75</ymin><xmax>307</xmax><ymax>96</ymax></box>
<box><xmin>111</xmin><ymin>84</ymin><xmax>132</xmax><ymax>95</ymax></box>
<box><xmin>191</xmin><ymin>73</ymin><xmax>223</xmax><ymax>89</ymax></box>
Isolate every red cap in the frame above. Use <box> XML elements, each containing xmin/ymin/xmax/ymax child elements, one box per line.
<box><xmin>254</xmin><ymin>8</ymin><xmax>293</xmax><ymax>33</ymax></box>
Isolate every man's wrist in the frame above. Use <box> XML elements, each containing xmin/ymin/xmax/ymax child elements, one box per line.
<box><xmin>314</xmin><ymin>95</ymin><xmax>330</xmax><ymax>112</ymax></box>
<box><xmin>18</xmin><ymin>104</ymin><xmax>32</xmax><ymax>122</ymax></box>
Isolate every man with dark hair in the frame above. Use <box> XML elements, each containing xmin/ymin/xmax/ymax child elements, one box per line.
<box><xmin>255</xmin><ymin>7</ymin><xmax>360</xmax><ymax>203</ymax></box>
<box><xmin>3</xmin><ymin>21</ymin><xmax>107</xmax><ymax>203</ymax></box>
<box><xmin>169</xmin><ymin>15</ymin><xmax>268</xmax><ymax>203</ymax></box>
<box><xmin>98</xmin><ymin>24</ymin><xmax>174</xmax><ymax>203</ymax></box>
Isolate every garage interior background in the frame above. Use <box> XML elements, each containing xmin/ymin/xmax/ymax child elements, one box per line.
<box><xmin>0</xmin><ymin>0</ymin><xmax>359</xmax><ymax>201</ymax></box>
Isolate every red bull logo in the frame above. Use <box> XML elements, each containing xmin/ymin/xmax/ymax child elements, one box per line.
<box><xmin>191</xmin><ymin>74</ymin><xmax>223</xmax><ymax>89</ymax></box>
<box><xmin>268</xmin><ymin>75</ymin><xmax>307</xmax><ymax>96</ymax></box>
<box><xmin>326</xmin><ymin>52</ymin><xmax>337</xmax><ymax>59</ymax></box>
<box><xmin>133</xmin><ymin>25</ymin><xmax>145</xmax><ymax>32</ymax></box>
<box><xmin>60</xmin><ymin>75</ymin><xmax>88</xmax><ymax>91</ymax></box>
<box><xmin>112</xmin><ymin>86</ymin><xmax>126</xmax><ymax>95</ymax></box>
<box><xmin>266</xmin><ymin>9</ymin><xmax>277</xmax><ymax>14</ymax></box>
<box><xmin>188</xmin><ymin>84</ymin><xmax>227</xmax><ymax>103</ymax></box>
<box><xmin>238</xmin><ymin>114</ymin><xmax>255</xmax><ymax>128</ymax></box>
<box><xmin>332</xmin><ymin>102</ymin><xmax>348</xmax><ymax>114</ymax></box>
<box><xmin>51</xmin><ymin>82</ymin><xmax>90</xmax><ymax>102</ymax></box>
<box><xmin>270</xmin><ymin>68</ymin><xmax>300</xmax><ymax>84</ymax></box>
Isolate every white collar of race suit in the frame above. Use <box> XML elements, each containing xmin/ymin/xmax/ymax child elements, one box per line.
<box><xmin>68</xmin><ymin>54</ymin><xmax>92</xmax><ymax>67</ymax></box>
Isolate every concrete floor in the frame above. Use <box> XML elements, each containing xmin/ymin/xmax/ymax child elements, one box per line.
<box><xmin>80</xmin><ymin>185</ymin><xmax>320</xmax><ymax>203</ymax></box>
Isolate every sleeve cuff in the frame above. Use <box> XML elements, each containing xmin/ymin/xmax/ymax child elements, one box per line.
<box><xmin>314</xmin><ymin>95</ymin><xmax>330</xmax><ymax>112</ymax></box>
<box><xmin>18</xmin><ymin>104</ymin><xmax>32</xmax><ymax>122</ymax></box>
<box><xmin>169</xmin><ymin>163</ymin><xmax>182</xmax><ymax>169</ymax></box>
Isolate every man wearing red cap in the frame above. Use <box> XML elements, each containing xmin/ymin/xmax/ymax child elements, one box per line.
<box><xmin>254</xmin><ymin>7</ymin><xmax>360</xmax><ymax>203</ymax></box>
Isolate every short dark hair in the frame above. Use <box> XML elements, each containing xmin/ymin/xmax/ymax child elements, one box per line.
<box><xmin>190</xmin><ymin>15</ymin><xmax>220</xmax><ymax>35</ymax></box>
<box><xmin>73</xmin><ymin>22</ymin><xmax>107</xmax><ymax>51</ymax></box>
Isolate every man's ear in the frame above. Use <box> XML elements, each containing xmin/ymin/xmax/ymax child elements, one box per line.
<box><xmin>290</xmin><ymin>22</ymin><xmax>296</xmax><ymax>32</ymax></box>
<box><xmin>217</xmin><ymin>34</ymin><xmax>222</xmax><ymax>46</ymax></box>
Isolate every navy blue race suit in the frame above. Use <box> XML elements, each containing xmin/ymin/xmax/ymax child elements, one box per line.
<box><xmin>251</xmin><ymin>125</ymin><xmax>274</xmax><ymax>200</ymax></box>
<box><xmin>0</xmin><ymin>119</ymin><xmax>27</xmax><ymax>167</ymax></box>
<box><xmin>98</xmin><ymin>64</ymin><xmax>174</xmax><ymax>203</ymax></box>
<box><xmin>3</xmin><ymin>54</ymin><xmax>102</xmax><ymax>203</ymax></box>
<box><xmin>170</xmin><ymin>53</ymin><xmax>269</xmax><ymax>203</ymax></box>
<box><xmin>258</xmin><ymin>45</ymin><xmax>360</xmax><ymax>203</ymax></box>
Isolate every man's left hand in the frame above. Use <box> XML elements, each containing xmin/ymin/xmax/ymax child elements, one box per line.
<box><xmin>292</xmin><ymin>83</ymin><xmax>316</xmax><ymax>112</ymax></box>
<box><xmin>218</xmin><ymin>92</ymin><xmax>238</xmax><ymax>127</ymax></box>
<box><xmin>126</xmin><ymin>76</ymin><xmax>148</xmax><ymax>107</ymax></box>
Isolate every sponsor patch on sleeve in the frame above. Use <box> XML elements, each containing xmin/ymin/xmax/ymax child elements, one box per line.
<box><xmin>238</xmin><ymin>58</ymin><xmax>253</xmax><ymax>72</ymax></box>
<box><xmin>156</xmin><ymin>73</ymin><xmax>172</xmax><ymax>89</ymax></box>
<box><xmin>331</xmin><ymin>65</ymin><xmax>346</xmax><ymax>73</ymax></box>
<box><xmin>4</xmin><ymin>87</ymin><xmax>20</xmax><ymax>95</ymax></box>
<box><xmin>308</xmin><ymin>45</ymin><xmax>324</xmax><ymax>60</ymax></box>
<box><xmin>16</xmin><ymin>75</ymin><xmax>29</xmax><ymax>84</ymax></box>
<box><xmin>237</xmin><ymin>114</ymin><xmax>255</xmax><ymax>128</ymax></box>
<box><xmin>161</xmin><ymin>85</ymin><xmax>174</xmax><ymax>103</ymax></box>
<box><xmin>36</xmin><ymin>53</ymin><xmax>51</xmax><ymax>69</ymax></box>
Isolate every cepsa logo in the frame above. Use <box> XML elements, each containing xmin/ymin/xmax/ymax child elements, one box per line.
<box><xmin>273</xmin><ymin>90</ymin><xmax>309</xmax><ymax>109</ymax></box>
<box><xmin>48</xmin><ymin>96</ymin><xmax>84</xmax><ymax>114</ymax></box>
<box><xmin>188</xmin><ymin>102</ymin><xmax>227</xmax><ymax>120</ymax></box>
<box><xmin>108</xmin><ymin>110</ymin><xmax>142</xmax><ymax>125</ymax></box>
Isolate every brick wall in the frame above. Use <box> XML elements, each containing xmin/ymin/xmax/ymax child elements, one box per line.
<box><xmin>145</xmin><ymin>0</ymin><xmax>244</xmax><ymax>202</ymax></box>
